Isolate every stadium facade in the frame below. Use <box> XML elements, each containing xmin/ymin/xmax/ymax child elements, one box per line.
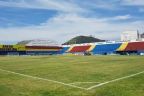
<box><xmin>62</xmin><ymin>41</ymin><xmax>144</xmax><ymax>55</ymax></box>
<box><xmin>0</xmin><ymin>40</ymin><xmax>144</xmax><ymax>55</ymax></box>
<box><xmin>0</xmin><ymin>40</ymin><xmax>62</xmax><ymax>55</ymax></box>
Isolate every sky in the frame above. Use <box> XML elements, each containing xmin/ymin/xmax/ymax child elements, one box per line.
<box><xmin>0</xmin><ymin>0</ymin><xmax>144</xmax><ymax>44</ymax></box>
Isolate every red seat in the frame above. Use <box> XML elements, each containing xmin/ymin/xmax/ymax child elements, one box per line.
<box><xmin>124</xmin><ymin>42</ymin><xmax>144</xmax><ymax>51</ymax></box>
<box><xmin>69</xmin><ymin>45</ymin><xmax>91</xmax><ymax>53</ymax></box>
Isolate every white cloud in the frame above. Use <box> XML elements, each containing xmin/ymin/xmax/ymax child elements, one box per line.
<box><xmin>112</xmin><ymin>14</ymin><xmax>132</xmax><ymax>20</ymax></box>
<box><xmin>0</xmin><ymin>0</ymin><xmax>143</xmax><ymax>44</ymax></box>
<box><xmin>122</xmin><ymin>0</ymin><xmax>144</xmax><ymax>6</ymax></box>
<box><xmin>100</xmin><ymin>14</ymin><xmax>132</xmax><ymax>21</ymax></box>
<box><xmin>0</xmin><ymin>14</ymin><xmax>143</xmax><ymax>43</ymax></box>
<box><xmin>0</xmin><ymin>0</ymin><xmax>85</xmax><ymax>13</ymax></box>
<box><xmin>70</xmin><ymin>0</ymin><xmax>121</xmax><ymax>11</ymax></box>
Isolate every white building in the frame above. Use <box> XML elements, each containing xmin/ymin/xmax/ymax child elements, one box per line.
<box><xmin>140</xmin><ymin>33</ymin><xmax>144</xmax><ymax>41</ymax></box>
<box><xmin>121</xmin><ymin>31</ymin><xmax>140</xmax><ymax>41</ymax></box>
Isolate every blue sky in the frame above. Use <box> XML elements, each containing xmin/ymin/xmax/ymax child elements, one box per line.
<box><xmin>0</xmin><ymin>0</ymin><xmax>144</xmax><ymax>44</ymax></box>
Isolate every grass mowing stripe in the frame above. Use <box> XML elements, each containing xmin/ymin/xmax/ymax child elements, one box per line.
<box><xmin>0</xmin><ymin>68</ymin><xmax>87</xmax><ymax>90</ymax></box>
<box><xmin>87</xmin><ymin>71</ymin><xmax>144</xmax><ymax>90</ymax></box>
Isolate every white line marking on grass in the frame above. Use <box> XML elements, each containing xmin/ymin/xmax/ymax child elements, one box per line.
<box><xmin>69</xmin><ymin>82</ymin><xmax>101</xmax><ymax>85</ymax></box>
<box><xmin>0</xmin><ymin>68</ymin><xmax>87</xmax><ymax>90</ymax></box>
<box><xmin>87</xmin><ymin>71</ymin><xmax>144</xmax><ymax>90</ymax></box>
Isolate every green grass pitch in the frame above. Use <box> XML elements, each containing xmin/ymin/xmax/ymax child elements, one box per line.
<box><xmin>0</xmin><ymin>55</ymin><xmax>144</xmax><ymax>96</ymax></box>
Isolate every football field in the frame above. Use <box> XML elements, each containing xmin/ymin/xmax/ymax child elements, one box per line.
<box><xmin>0</xmin><ymin>55</ymin><xmax>144</xmax><ymax>96</ymax></box>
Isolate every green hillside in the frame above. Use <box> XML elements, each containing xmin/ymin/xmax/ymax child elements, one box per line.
<box><xmin>63</xmin><ymin>36</ymin><xmax>105</xmax><ymax>45</ymax></box>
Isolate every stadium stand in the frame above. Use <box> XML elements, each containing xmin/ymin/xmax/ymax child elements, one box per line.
<box><xmin>26</xmin><ymin>46</ymin><xmax>61</xmax><ymax>51</ymax></box>
<box><xmin>68</xmin><ymin>45</ymin><xmax>91</xmax><ymax>53</ymax></box>
<box><xmin>0</xmin><ymin>45</ymin><xmax>2</xmax><ymax>48</ymax></box>
<box><xmin>0</xmin><ymin>41</ymin><xmax>144</xmax><ymax>55</ymax></box>
<box><xmin>124</xmin><ymin>42</ymin><xmax>144</xmax><ymax>51</ymax></box>
<box><xmin>117</xmin><ymin>42</ymin><xmax>128</xmax><ymax>51</ymax></box>
<box><xmin>87</xmin><ymin>44</ymin><xmax>96</xmax><ymax>52</ymax></box>
<box><xmin>58</xmin><ymin>46</ymin><xmax>70</xmax><ymax>54</ymax></box>
<box><xmin>26</xmin><ymin>46</ymin><xmax>62</xmax><ymax>55</ymax></box>
<box><xmin>13</xmin><ymin>45</ymin><xmax>26</xmax><ymax>51</ymax></box>
<box><xmin>92</xmin><ymin>43</ymin><xmax>121</xmax><ymax>55</ymax></box>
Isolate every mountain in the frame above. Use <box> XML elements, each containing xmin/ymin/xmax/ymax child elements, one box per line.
<box><xmin>63</xmin><ymin>36</ymin><xmax>105</xmax><ymax>45</ymax></box>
